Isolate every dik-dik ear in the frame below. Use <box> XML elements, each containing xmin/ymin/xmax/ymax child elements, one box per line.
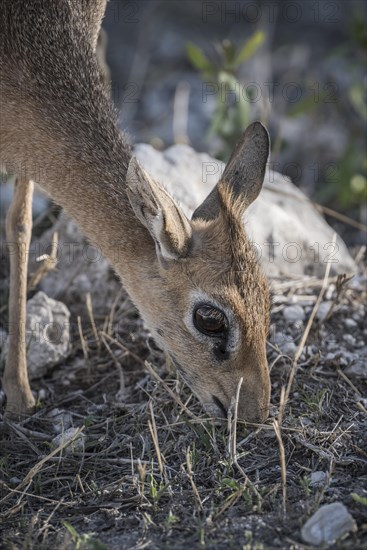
<box><xmin>192</xmin><ymin>121</ymin><xmax>270</xmax><ymax>221</ymax></box>
<box><xmin>126</xmin><ymin>157</ymin><xmax>192</xmax><ymax>261</ymax></box>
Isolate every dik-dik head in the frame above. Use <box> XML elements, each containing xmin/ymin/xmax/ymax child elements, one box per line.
<box><xmin>126</xmin><ymin>122</ymin><xmax>271</xmax><ymax>423</ymax></box>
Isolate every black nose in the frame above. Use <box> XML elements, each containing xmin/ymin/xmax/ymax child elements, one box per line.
<box><xmin>212</xmin><ymin>396</ymin><xmax>228</xmax><ymax>418</ymax></box>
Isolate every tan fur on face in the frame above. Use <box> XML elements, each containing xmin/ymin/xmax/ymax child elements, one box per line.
<box><xmin>138</xmin><ymin>184</ymin><xmax>271</xmax><ymax>423</ymax></box>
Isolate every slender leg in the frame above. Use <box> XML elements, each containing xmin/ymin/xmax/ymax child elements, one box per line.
<box><xmin>3</xmin><ymin>178</ymin><xmax>35</xmax><ymax>417</ymax></box>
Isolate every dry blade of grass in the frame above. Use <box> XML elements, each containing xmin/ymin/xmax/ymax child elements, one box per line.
<box><xmin>144</xmin><ymin>360</ymin><xmax>201</xmax><ymax>421</ymax></box>
<box><xmin>86</xmin><ymin>292</ymin><xmax>100</xmax><ymax>350</ymax></box>
<box><xmin>148</xmin><ymin>401</ymin><xmax>165</xmax><ymax>478</ymax></box>
<box><xmin>279</xmin><ymin>233</ymin><xmax>337</xmax><ymax>425</ymax></box>
<box><xmin>228</xmin><ymin>377</ymin><xmax>263</xmax><ymax>508</ymax></box>
<box><xmin>77</xmin><ymin>316</ymin><xmax>89</xmax><ymax>360</ymax></box>
<box><xmin>273</xmin><ymin>416</ymin><xmax>287</xmax><ymax>518</ymax></box>
<box><xmin>0</xmin><ymin>426</ymin><xmax>84</xmax><ymax>512</ymax></box>
<box><xmin>100</xmin><ymin>333</ymin><xmax>126</xmax><ymax>401</ymax></box>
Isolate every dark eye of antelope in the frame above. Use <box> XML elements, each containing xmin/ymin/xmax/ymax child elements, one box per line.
<box><xmin>194</xmin><ymin>305</ymin><xmax>227</xmax><ymax>336</ymax></box>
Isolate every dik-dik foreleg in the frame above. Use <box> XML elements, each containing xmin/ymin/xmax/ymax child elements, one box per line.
<box><xmin>3</xmin><ymin>178</ymin><xmax>35</xmax><ymax>417</ymax></box>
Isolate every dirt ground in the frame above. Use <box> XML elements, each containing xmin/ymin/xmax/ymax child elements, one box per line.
<box><xmin>0</xmin><ymin>247</ymin><xmax>366</xmax><ymax>549</ymax></box>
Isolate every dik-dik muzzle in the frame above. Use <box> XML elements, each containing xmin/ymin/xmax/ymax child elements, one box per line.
<box><xmin>126</xmin><ymin>122</ymin><xmax>271</xmax><ymax>423</ymax></box>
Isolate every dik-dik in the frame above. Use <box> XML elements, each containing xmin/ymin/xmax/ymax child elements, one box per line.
<box><xmin>0</xmin><ymin>0</ymin><xmax>271</xmax><ymax>423</ymax></box>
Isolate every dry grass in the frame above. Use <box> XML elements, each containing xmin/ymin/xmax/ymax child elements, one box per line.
<box><xmin>0</xmin><ymin>262</ymin><xmax>366</xmax><ymax>549</ymax></box>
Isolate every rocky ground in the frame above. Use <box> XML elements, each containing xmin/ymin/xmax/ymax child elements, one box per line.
<box><xmin>0</xmin><ymin>199</ymin><xmax>366</xmax><ymax>548</ymax></box>
<box><xmin>1</xmin><ymin>2</ymin><xmax>366</xmax><ymax>547</ymax></box>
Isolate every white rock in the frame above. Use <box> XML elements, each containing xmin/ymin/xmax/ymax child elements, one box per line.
<box><xmin>38</xmin><ymin>389</ymin><xmax>47</xmax><ymax>400</ymax></box>
<box><xmin>310</xmin><ymin>471</ymin><xmax>327</xmax><ymax>487</ymax></box>
<box><xmin>9</xmin><ymin>476</ymin><xmax>21</xmax><ymax>486</ymax></box>
<box><xmin>344</xmin><ymin>318</ymin><xmax>357</xmax><ymax>328</ymax></box>
<box><xmin>51</xmin><ymin>427</ymin><xmax>85</xmax><ymax>454</ymax></box>
<box><xmin>301</xmin><ymin>502</ymin><xmax>357</xmax><ymax>545</ymax></box>
<box><xmin>283</xmin><ymin>305</ymin><xmax>306</xmax><ymax>322</ymax></box>
<box><xmin>134</xmin><ymin>143</ymin><xmax>357</xmax><ymax>278</ymax></box>
<box><xmin>281</xmin><ymin>342</ymin><xmax>297</xmax><ymax>357</ymax></box>
<box><xmin>47</xmin><ymin>408</ymin><xmax>73</xmax><ymax>434</ymax></box>
<box><xmin>345</xmin><ymin>361</ymin><xmax>367</xmax><ymax>379</ymax></box>
<box><xmin>29</xmin><ymin>214</ymin><xmax>121</xmax><ymax>315</ymax></box>
<box><xmin>343</xmin><ymin>334</ymin><xmax>356</xmax><ymax>346</ymax></box>
<box><xmin>26</xmin><ymin>291</ymin><xmax>71</xmax><ymax>380</ymax></box>
<box><xmin>316</xmin><ymin>301</ymin><xmax>333</xmax><ymax>321</ymax></box>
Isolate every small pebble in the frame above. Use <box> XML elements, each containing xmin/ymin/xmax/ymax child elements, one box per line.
<box><xmin>301</xmin><ymin>502</ymin><xmax>357</xmax><ymax>545</ymax></box>
<box><xmin>9</xmin><ymin>477</ymin><xmax>21</xmax><ymax>487</ymax></box>
<box><xmin>38</xmin><ymin>389</ymin><xmax>47</xmax><ymax>400</ymax></box>
<box><xmin>51</xmin><ymin>427</ymin><xmax>85</xmax><ymax>455</ymax></box>
<box><xmin>310</xmin><ymin>471</ymin><xmax>327</xmax><ymax>487</ymax></box>
<box><xmin>281</xmin><ymin>342</ymin><xmax>297</xmax><ymax>357</ymax></box>
<box><xmin>345</xmin><ymin>362</ymin><xmax>367</xmax><ymax>379</ymax></box>
<box><xmin>283</xmin><ymin>305</ymin><xmax>306</xmax><ymax>322</ymax></box>
<box><xmin>316</xmin><ymin>301</ymin><xmax>332</xmax><ymax>321</ymax></box>
<box><xmin>344</xmin><ymin>318</ymin><xmax>357</xmax><ymax>328</ymax></box>
<box><xmin>47</xmin><ymin>408</ymin><xmax>73</xmax><ymax>434</ymax></box>
<box><xmin>343</xmin><ymin>334</ymin><xmax>356</xmax><ymax>346</ymax></box>
<box><xmin>272</xmin><ymin>332</ymin><xmax>292</xmax><ymax>346</ymax></box>
<box><xmin>325</xmin><ymin>285</ymin><xmax>335</xmax><ymax>300</ymax></box>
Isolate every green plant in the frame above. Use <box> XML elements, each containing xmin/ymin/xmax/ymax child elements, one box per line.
<box><xmin>351</xmin><ymin>492</ymin><xmax>367</xmax><ymax>507</ymax></box>
<box><xmin>187</xmin><ymin>32</ymin><xmax>265</xmax><ymax>159</ymax></box>
<box><xmin>61</xmin><ymin>521</ymin><xmax>108</xmax><ymax>550</ymax></box>
<box><xmin>148</xmin><ymin>464</ymin><xmax>167</xmax><ymax>512</ymax></box>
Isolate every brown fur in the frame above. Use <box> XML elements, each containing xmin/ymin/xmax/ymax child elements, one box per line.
<box><xmin>1</xmin><ymin>0</ymin><xmax>271</xmax><ymax>422</ymax></box>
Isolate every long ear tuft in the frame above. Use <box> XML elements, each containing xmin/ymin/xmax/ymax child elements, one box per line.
<box><xmin>192</xmin><ymin>121</ymin><xmax>269</xmax><ymax>221</ymax></box>
<box><xmin>126</xmin><ymin>157</ymin><xmax>192</xmax><ymax>261</ymax></box>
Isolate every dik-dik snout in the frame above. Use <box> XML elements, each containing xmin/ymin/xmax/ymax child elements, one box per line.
<box><xmin>126</xmin><ymin>122</ymin><xmax>271</xmax><ymax>423</ymax></box>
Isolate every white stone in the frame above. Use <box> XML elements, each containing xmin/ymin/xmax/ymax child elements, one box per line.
<box><xmin>310</xmin><ymin>471</ymin><xmax>327</xmax><ymax>487</ymax></box>
<box><xmin>345</xmin><ymin>361</ymin><xmax>367</xmax><ymax>379</ymax></box>
<box><xmin>51</xmin><ymin>427</ymin><xmax>85</xmax><ymax>454</ymax></box>
<box><xmin>301</xmin><ymin>502</ymin><xmax>357</xmax><ymax>545</ymax></box>
<box><xmin>47</xmin><ymin>408</ymin><xmax>73</xmax><ymax>434</ymax></box>
<box><xmin>344</xmin><ymin>318</ymin><xmax>358</xmax><ymax>328</ymax></box>
<box><xmin>28</xmin><ymin>214</ymin><xmax>121</xmax><ymax>315</ymax></box>
<box><xmin>316</xmin><ymin>301</ymin><xmax>333</xmax><ymax>321</ymax></box>
<box><xmin>26</xmin><ymin>291</ymin><xmax>71</xmax><ymax>380</ymax></box>
<box><xmin>281</xmin><ymin>342</ymin><xmax>297</xmax><ymax>357</ymax></box>
<box><xmin>343</xmin><ymin>334</ymin><xmax>356</xmax><ymax>346</ymax></box>
<box><xmin>283</xmin><ymin>305</ymin><xmax>306</xmax><ymax>322</ymax></box>
<box><xmin>134</xmin><ymin>143</ymin><xmax>357</xmax><ymax>278</ymax></box>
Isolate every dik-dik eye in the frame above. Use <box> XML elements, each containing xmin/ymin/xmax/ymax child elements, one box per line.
<box><xmin>194</xmin><ymin>305</ymin><xmax>227</xmax><ymax>336</ymax></box>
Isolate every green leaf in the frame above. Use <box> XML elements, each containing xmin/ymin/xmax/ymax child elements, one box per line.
<box><xmin>349</xmin><ymin>83</ymin><xmax>367</xmax><ymax>121</ymax></box>
<box><xmin>351</xmin><ymin>492</ymin><xmax>367</xmax><ymax>506</ymax></box>
<box><xmin>186</xmin><ymin>42</ymin><xmax>212</xmax><ymax>72</ymax></box>
<box><xmin>234</xmin><ymin>31</ymin><xmax>265</xmax><ymax>66</ymax></box>
<box><xmin>62</xmin><ymin>520</ymin><xmax>78</xmax><ymax>540</ymax></box>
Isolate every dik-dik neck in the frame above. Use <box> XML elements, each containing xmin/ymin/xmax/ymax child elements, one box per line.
<box><xmin>3</xmin><ymin>106</ymin><xmax>159</xmax><ymax>302</ymax></box>
<box><xmin>1</xmin><ymin>1</ymin><xmax>160</xmax><ymax>299</ymax></box>
<box><xmin>35</xmin><ymin>139</ymin><xmax>159</xmax><ymax>296</ymax></box>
